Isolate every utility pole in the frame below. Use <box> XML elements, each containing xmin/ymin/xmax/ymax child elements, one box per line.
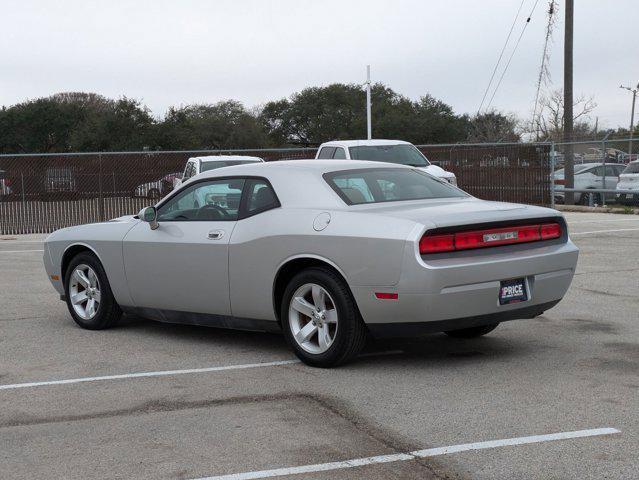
<box><xmin>563</xmin><ymin>0</ymin><xmax>574</xmax><ymax>205</ymax></box>
<box><xmin>366</xmin><ymin>65</ymin><xmax>372</xmax><ymax>140</ymax></box>
<box><xmin>620</xmin><ymin>83</ymin><xmax>638</xmax><ymax>158</ymax></box>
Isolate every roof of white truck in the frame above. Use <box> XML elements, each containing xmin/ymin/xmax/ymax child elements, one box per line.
<box><xmin>319</xmin><ymin>139</ymin><xmax>411</xmax><ymax>147</ymax></box>
<box><xmin>190</xmin><ymin>155</ymin><xmax>263</xmax><ymax>163</ymax></box>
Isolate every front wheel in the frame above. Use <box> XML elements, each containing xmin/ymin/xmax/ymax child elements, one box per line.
<box><xmin>445</xmin><ymin>323</ymin><xmax>499</xmax><ymax>339</ymax></box>
<box><xmin>281</xmin><ymin>267</ymin><xmax>367</xmax><ymax>368</ymax></box>
<box><xmin>64</xmin><ymin>252</ymin><xmax>122</xmax><ymax>330</ymax></box>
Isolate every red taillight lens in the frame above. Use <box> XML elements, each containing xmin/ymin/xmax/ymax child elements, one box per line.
<box><xmin>554</xmin><ymin>179</ymin><xmax>566</xmax><ymax>185</ymax></box>
<box><xmin>419</xmin><ymin>234</ymin><xmax>455</xmax><ymax>254</ymax></box>
<box><xmin>540</xmin><ymin>222</ymin><xmax>562</xmax><ymax>239</ymax></box>
<box><xmin>420</xmin><ymin>222</ymin><xmax>562</xmax><ymax>254</ymax></box>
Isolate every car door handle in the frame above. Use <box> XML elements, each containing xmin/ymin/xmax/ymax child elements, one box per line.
<box><xmin>207</xmin><ymin>230</ymin><xmax>225</xmax><ymax>240</ymax></box>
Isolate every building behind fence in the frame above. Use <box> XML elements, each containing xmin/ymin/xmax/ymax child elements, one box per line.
<box><xmin>0</xmin><ymin>142</ymin><xmax>553</xmax><ymax>235</ymax></box>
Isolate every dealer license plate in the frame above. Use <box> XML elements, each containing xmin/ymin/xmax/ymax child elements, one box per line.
<box><xmin>499</xmin><ymin>278</ymin><xmax>528</xmax><ymax>305</ymax></box>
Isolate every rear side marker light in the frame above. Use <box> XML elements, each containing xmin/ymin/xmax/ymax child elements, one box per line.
<box><xmin>420</xmin><ymin>222</ymin><xmax>562</xmax><ymax>254</ymax></box>
<box><xmin>375</xmin><ymin>292</ymin><xmax>398</xmax><ymax>300</ymax></box>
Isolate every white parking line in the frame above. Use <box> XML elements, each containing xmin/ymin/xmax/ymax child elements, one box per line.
<box><xmin>0</xmin><ymin>249</ymin><xmax>44</xmax><ymax>253</ymax></box>
<box><xmin>571</xmin><ymin>228</ymin><xmax>639</xmax><ymax>236</ymax></box>
<box><xmin>0</xmin><ymin>360</ymin><xmax>300</xmax><ymax>391</ymax></box>
<box><xmin>193</xmin><ymin>428</ymin><xmax>620</xmax><ymax>480</ymax></box>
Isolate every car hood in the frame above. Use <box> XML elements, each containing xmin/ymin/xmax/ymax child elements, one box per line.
<box><xmin>417</xmin><ymin>165</ymin><xmax>455</xmax><ymax>178</ymax></box>
<box><xmin>352</xmin><ymin>198</ymin><xmax>558</xmax><ymax>229</ymax></box>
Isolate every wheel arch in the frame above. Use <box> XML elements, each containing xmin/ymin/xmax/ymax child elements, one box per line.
<box><xmin>272</xmin><ymin>255</ymin><xmax>353</xmax><ymax>326</ymax></box>
<box><xmin>60</xmin><ymin>243</ymin><xmax>104</xmax><ymax>284</ymax></box>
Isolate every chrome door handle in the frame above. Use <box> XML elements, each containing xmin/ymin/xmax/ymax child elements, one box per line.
<box><xmin>207</xmin><ymin>230</ymin><xmax>225</xmax><ymax>240</ymax></box>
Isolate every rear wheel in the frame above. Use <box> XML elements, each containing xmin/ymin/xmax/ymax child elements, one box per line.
<box><xmin>64</xmin><ymin>252</ymin><xmax>121</xmax><ymax>330</ymax></box>
<box><xmin>281</xmin><ymin>267</ymin><xmax>367</xmax><ymax>368</ymax></box>
<box><xmin>445</xmin><ymin>323</ymin><xmax>499</xmax><ymax>339</ymax></box>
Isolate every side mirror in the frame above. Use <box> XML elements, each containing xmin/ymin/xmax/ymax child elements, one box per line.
<box><xmin>138</xmin><ymin>206</ymin><xmax>159</xmax><ymax>230</ymax></box>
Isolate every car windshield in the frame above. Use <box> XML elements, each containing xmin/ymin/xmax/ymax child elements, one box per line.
<box><xmin>348</xmin><ymin>145</ymin><xmax>431</xmax><ymax>166</ymax></box>
<box><xmin>200</xmin><ymin>160</ymin><xmax>256</xmax><ymax>172</ymax></box>
<box><xmin>554</xmin><ymin>165</ymin><xmax>590</xmax><ymax>177</ymax></box>
<box><xmin>324</xmin><ymin>168</ymin><xmax>465</xmax><ymax>205</ymax></box>
<box><xmin>622</xmin><ymin>162</ymin><xmax>639</xmax><ymax>174</ymax></box>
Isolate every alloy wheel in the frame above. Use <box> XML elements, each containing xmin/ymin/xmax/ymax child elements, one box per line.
<box><xmin>288</xmin><ymin>283</ymin><xmax>338</xmax><ymax>354</ymax></box>
<box><xmin>69</xmin><ymin>263</ymin><xmax>101</xmax><ymax>320</ymax></box>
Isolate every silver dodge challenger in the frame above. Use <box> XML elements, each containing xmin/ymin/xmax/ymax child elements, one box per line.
<box><xmin>44</xmin><ymin>160</ymin><xmax>579</xmax><ymax>367</ymax></box>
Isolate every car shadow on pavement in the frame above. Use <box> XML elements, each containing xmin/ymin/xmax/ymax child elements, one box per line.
<box><xmin>118</xmin><ymin>313</ymin><xmax>540</xmax><ymax>368</ymax></box>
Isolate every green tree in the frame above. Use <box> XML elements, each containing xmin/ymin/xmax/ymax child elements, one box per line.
<box><xmin>466</xmin><ymin>110</ymin><xmax>521</xmax><ymax>142</ymax></box>
<box><xmin>155</xmin><ymin>100</ymin><xmax>266</xmax><ymax>150</ymax></box>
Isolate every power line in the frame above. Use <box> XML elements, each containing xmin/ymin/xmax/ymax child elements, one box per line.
<box><xmin>477</xmin><ymin>0</ymin><xmax>526</xmax><ymax>114</ymax></box>
<box><xmin>486</xmin><ymin>0</ymin><xmax>541</xmax><ymax>111</ymax></box>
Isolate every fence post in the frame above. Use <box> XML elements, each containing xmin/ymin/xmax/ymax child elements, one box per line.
<box><xmin>550</xmin><ymin>142</ymin><xmax>555</xmax><ymax>209</ymax></box>
<box><xmin>98</xmin><ymin>153</ymin><xmax>104</xmax><ymax>222</ymax></box>
<box><xmin>601</xmin><ymin>137</ymin><xmax>607</xmax><ymax>207</ymax></box>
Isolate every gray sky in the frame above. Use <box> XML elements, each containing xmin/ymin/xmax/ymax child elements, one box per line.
<box><xmin>2</xmin><ymin>0</ymin><xmax>638</xmax><ymax>128</ymax></box>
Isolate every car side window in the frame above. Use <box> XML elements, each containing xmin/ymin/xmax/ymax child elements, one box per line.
<box><xmin>245</xmin><ymin>179</ymin><xmax>279</xmax><ymax>216</ymax></box>
<box><xmin>318</xmin><ymin>147</ymin><xmax>336</xmax><ymax>159</ymax></box>
<box><xmin>332</xmin><ymin>147</ymin><xmax>346</xmax><ymax>159</ymax></box>
<box><xmin>157</xmin><ymin>178</ymin><xmax>245</xmax><ymax>221</ymax></box>
<box><xmin>606</xmin><ymin>165</ymin><xmax>621</xmax><ymax>176</ymax></box>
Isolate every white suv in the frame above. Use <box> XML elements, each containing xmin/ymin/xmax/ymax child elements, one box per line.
<box><xmin>315</xmin><ymin>140</ymin><xmax>457</xmax><ymax>185</ymax></box>
<box><xmin>616</xmin><ymin>160</ymin><xmax>639</xmax><ymax>205</ymax></box>
<box><xmin>176</xmin><ymin>155</ymin><xmax>264</xmax><ymax>187</ymax></box>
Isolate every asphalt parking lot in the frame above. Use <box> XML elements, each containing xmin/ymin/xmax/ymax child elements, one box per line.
<box><xmin>1</xmin><ymin>211</ymin><xmax>637</xmax><ymax>480</ymax></box>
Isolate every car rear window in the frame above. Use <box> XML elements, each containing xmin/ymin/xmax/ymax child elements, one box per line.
<box><xmin>348</xmin><ymin>144</ymin><xmax>431</xmax><ymax>166</ymax></box>
<box><xmin>200</xmin><ymin>160</ymin><xmax>255</xmax><ymax>172</ymax></box>
<box><xmin>324</xmin><ymin>168</ymin><xmax>466</xmax><ymax>205</ymax></box>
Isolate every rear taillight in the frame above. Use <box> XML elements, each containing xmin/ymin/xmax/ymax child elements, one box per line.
<box><xmin>419</xmin><ymin>234</ymin><xmax>454</xmax><ymax>253</ymax></box>
<box><xmin>419</xmin><ymin>222</ymin><xmax>562</xmax><ymax>254</ymax></box>
<box><xmin>540</xmin><ymin>222</ymin><xmax>561</xmax><ymax>240</ymax></box>
<box><xmin>554</xmin><ymin>179</ymin><xmax>565</xmax><ymax>185</ymax></box>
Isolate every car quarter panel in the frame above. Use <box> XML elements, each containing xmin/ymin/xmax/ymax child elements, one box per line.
<box><xmin>43</xmin><ymin>219</ymin><xmax>139</xmax><ymax>306</ymax></box>
<box><xmin>228</xmin><ymin>208</ymin><xmax>416</xmax><ymax>321</ymax></box>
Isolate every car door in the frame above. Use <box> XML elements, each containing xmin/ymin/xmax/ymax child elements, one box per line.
<box><xmin>122</xmin><ymin>177</ymin><xmax>246</xmax><ymax>315</ymax></box>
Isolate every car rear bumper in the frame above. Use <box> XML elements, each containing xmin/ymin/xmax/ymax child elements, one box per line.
<box><xmin>351</xmin><ymin>238</ymin><xmax>578</xmax><ymax>331</ymax></box>
<box><xmin>367</xmin><ymin>300</ymin><xmax>559</xmax><ymax>338</ymax></box>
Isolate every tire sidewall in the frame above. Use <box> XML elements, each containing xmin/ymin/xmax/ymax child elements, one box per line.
<box><xmin>281</xmin><ymin>268</ymin><xmax>361</xmax><ymax>367</ymax></box>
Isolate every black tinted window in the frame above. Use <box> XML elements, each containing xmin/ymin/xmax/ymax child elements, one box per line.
<box><xmin>318</xmin><ymin>147</ymin><xmax>336</xmax><ymax>159</ymax></box>
<box><xmin>246</xmin><ymin>180</ymin><xmax>279</xmax><ymax>214</ymax></box>
<box><xmin>324</xmin><ymin>168</ymin><xmax>466</xmax><ymax>205</ymax></box>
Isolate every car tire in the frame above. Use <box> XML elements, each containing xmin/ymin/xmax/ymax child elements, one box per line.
<box><xmin>444</xmin><ymin>323</ymin><xmax>499</xmax><ymax>339</ymax></box>
<box><xmin>281</xmin><ymin>267</ymin><xmax>367</xmax><ymax>368</ymax></box>
<box><xmin>64</xmin><ymin>252</ymin><xmax>122</xmax><ymax>330</ymax></box>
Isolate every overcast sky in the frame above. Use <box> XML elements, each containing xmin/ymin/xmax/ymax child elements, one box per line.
<box><xmin>2</xmin><ymin>0</ymin><xmax>638</xmax><ymax>128</ymax></box>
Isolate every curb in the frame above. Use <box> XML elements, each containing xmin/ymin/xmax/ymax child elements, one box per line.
<box><xmin>555</xmin><ymin>205</ymin><xmax>639</xmax><ymax>215</ymax></box>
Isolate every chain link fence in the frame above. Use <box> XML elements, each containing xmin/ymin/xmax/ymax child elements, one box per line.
<box><xmin>0</xmin><ymin>142</ymin><xmax>553</xmax><ymax>235</ymax></box>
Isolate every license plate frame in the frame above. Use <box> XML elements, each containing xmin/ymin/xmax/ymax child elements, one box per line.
<box><xmin>499</xmin><ymin>278</ymin><xmax>528</xmax><ymax>305</ymax></box>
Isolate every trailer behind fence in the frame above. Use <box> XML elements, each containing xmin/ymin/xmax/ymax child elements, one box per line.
<box><xmin>0</xmin><ymin>142</ymin><xmax>552</xmax><ymax>235</ymax></box>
